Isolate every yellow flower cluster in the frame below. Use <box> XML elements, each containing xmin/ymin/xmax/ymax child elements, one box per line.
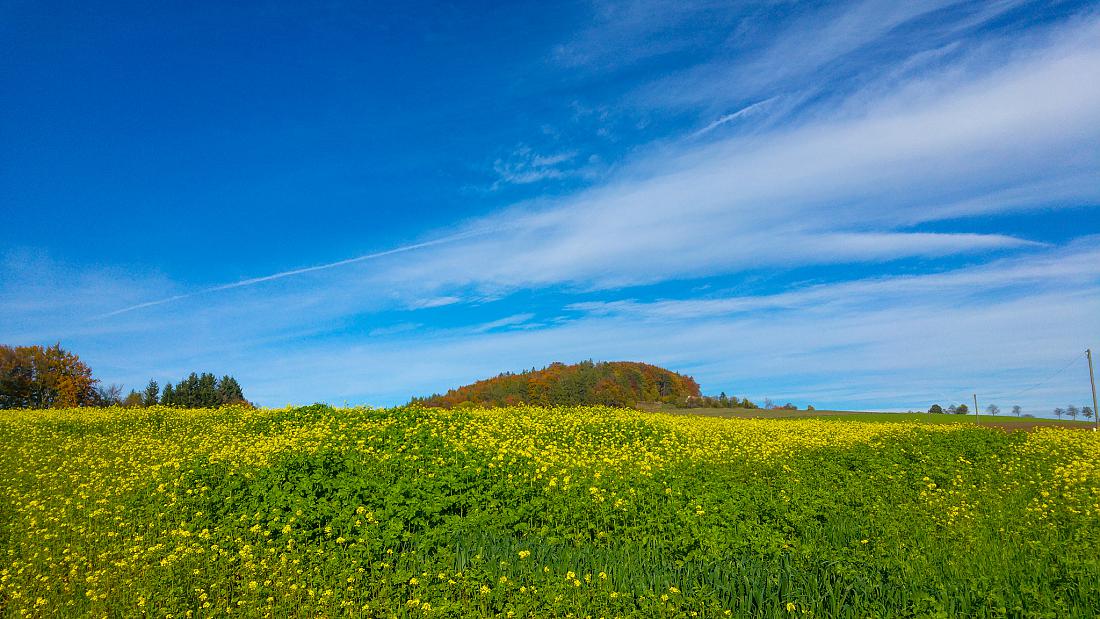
<box><xmin>0</xmin><ymin>404</ymin><xmax>1096</xmax><ymax>617</ymax></box>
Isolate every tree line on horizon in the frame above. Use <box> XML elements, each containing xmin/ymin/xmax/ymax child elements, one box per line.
<box><xmin>677</xmin><ymin>395</ymin><xmax>810</xmax><ymax>410</ymax></box>
<box><xmin>102</xmin><ymin>373</ymin><xmax>248</xmax><ymax>408</ymax></box>
<box><xmin>0</xmin><ymin>344</ymin><xmax>248</xmax><ymax>409</ymax></box>
<box><xmin>680</xmin><ymin>392</ymin><xmax>762</xmax><ymax>409</ymax></box>
<box><xmin>928</xmin><ymin>403</ymin><xmax>970</xmax><ymax>415</ymax></box>
<box><xmin>1052</xmin><ymin>404</ymin><xmax>1094</xmax><ymax>421</ymax></box>
<box><xmin>928</xmin><ymin>402</ymin><xmax>1093</xmax><ymax>420</ymax></box>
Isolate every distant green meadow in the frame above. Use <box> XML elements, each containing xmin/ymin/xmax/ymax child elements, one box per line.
<box><xmin>2</xmin><ymin>405</ymin><xmax>1098</xmax><ymax>617</ymax></box>
<box><xmin>813</xmin><ymin>412</ymin><xmax>1093</xmax><ymax>425</ymax></box>
<box><xmin>657</xmin><ymin>407</ymin><xmax>1094</xmax><ymax>427</ymax></box>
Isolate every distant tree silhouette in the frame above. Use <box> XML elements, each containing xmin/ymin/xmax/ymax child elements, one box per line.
<box><xmin>96</xmin><ymin>384</ymin><xmax>123</xmax><ymax>406</ymax></box>
<box><xmin>217</xmin><ymin>375</ymin><xmax>246</xmax><ymax>404</ymax></box>
<box><xmin>929</xmin><ymin>404</ymin><xmax>944</xmax><ymax>414</ymax></box>
<box><xmin>122</xmin><ymin>390</ymin><xmax>143</xmax><ymax>407</ymax></box>
<box><xmin>142</xmin><ymin>380</ymin><xmax>159</xmax><ymax>407</ymax></box>
<box><xmin>196</xmin><ymin>373</ymin><xmax>218</xmax><ymax>406</ymax></box>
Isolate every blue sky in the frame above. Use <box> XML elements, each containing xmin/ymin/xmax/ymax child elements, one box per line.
<box><xmin>3</xmin><ymin>0</ymin><xmax>1099</xmax><ymax>413</ymax></box>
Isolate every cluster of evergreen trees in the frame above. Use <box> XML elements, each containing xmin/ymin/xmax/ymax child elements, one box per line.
<box><xmin>114</xmin><ymin>373</ymin><xmax>247</xmax><ymax>408</ymax></box>
<box><xmin>156</xmin><ymin>373</ymin><xmax>247</xmax><ymax>408</ymax></box>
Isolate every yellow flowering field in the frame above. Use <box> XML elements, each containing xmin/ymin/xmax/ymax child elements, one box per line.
<box><xmin>1</xmin><ymin>405</ymin><xmax>1098</xmax><ymax>617</ymax></box>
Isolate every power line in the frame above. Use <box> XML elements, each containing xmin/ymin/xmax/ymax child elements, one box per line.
<box><xmin>982</xmin><ymin>353</ymin><xmax>1083</xmax><ymax>402</ymax></box>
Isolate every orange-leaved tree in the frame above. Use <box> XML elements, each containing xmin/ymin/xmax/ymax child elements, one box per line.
<box><xmin>0</xmin><ymin>344</ymin><xmax>98</xmax><ymax>408</ymax></box>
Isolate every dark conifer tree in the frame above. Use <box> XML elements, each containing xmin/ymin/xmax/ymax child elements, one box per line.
<box><xmin>217</xmin><ymin>375</ymin><xmax>245</xmax><ymax>404</ymax></box>
<box><xmin>177</xmin><ymin>373</ymin><xmax>199</xmax><ymax>407</ymax></box>
<box><xmin>142</xmin><ymin>380</ymin><xmax>159</xmax><ymax>407</ymax></box>
<box><xmin>197</xmin><ymin>373</ymin><xmax>218</xmax><ymax>407</ymax></box>
<box><xmin>161</xmin><ymin>383</ymin><xmax>174</xmax><ymax>405</ymax></box>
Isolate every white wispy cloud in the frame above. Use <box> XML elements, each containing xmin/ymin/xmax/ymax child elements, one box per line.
<box><xmin>567</xmin><ymin>238</ymin><xmax>1100</xmax><ymax>322</ymax></box>
<box><xmin>491</xmin><ymin>145</ymin><xmax>581</xmax><ymax>189</ymax></box>
<box><xmin>407</xmin><ymin>296</ymin><xmax>464</xmax><ymax>310</ymax></box>
<box><xmin>373</xmin><ymin>20</ymin><xmax>1099</xmax><ymax>294</ymax></box>
<box><xmin>631</xmin><ymin>0</ymin><xmax>1031</xmax><ymax>112</ymax></box>
<box><xmin>471</xmin><ymin>313</ymin><xmax>535</xmax><ymax>333</ymax></box>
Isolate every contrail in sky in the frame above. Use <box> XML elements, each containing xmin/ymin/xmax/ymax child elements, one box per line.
<box><xmin>689</xmin><ymin>97</ymin><xmax>777</xmax><ymax>139</ymax></box>
<box><xmin>97</xmin><ymin>228</ymin><xmax>488</xmax><ymax>319</ymax></box>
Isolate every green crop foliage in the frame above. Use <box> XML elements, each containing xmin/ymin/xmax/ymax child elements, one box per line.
<box><xmin>1</xmin><ymin>405</ymin><xmax>1097</xmax><ymax>617</ymax></box>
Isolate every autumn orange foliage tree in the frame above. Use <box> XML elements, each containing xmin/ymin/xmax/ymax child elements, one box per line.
<box><xmin>0</xmin><ymin>344</ymin><xmax>98</xmax><ymax>408</ymax></box>
<box><xmin>412</xmin><ymin>360</ymin><xmax>702</xmax><ymax>408</ymax></box>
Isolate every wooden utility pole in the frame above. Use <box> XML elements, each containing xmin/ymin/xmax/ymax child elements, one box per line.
<box><xmin>973</xmin><ymin>393</ymin><xmax>979</xmax><ymax>425</ymax></box>
<box><xmin>1088</xmin><ymin>349</ymin><xmax>1098</xmax><ymax>432</ymax></box>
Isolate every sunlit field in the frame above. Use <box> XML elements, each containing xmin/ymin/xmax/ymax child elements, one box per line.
<box><xmin>2</xmin><ymin>405</ymin><xmax>1098</xmax><ymax>617</ymax></box>
<box><xmin>654</xmin><ymin>408</ymin><xmax>1096</xmax><ymax>428</ymax></box>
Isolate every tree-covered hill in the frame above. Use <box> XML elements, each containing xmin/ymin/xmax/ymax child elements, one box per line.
<box><xmin>411</xmin><ymin>361</ymin><xmax>701</xmax><ymax>408</ymax></box>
